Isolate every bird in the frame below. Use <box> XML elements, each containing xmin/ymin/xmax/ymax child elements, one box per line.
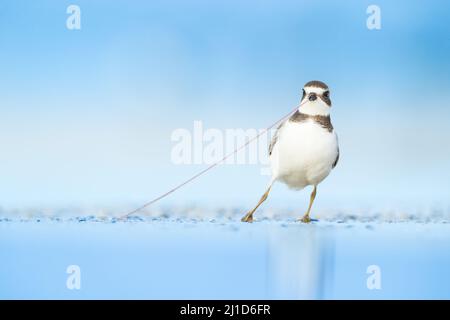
<box><xmin>241</xmin><ymin>80</ymin><xmax>339</xmax><ymax>223</ymax></box>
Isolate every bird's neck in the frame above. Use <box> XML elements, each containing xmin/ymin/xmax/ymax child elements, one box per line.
<box><xmin>289</xmin><ymin>111</ymin><xmax>333</xmax><ymax>132</ymax></box>
<box><xmin>298</xmin><ymin>102</ymin><xmax>330</xmax><ymax>116</ymax></box>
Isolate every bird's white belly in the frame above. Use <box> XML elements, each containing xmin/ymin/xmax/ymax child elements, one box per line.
<box><xmin>270</xmin><ymin>120</ymin><xmax>338</xmax><ymax>189</ymax></box>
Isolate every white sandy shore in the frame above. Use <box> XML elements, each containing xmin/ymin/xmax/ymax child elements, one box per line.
<box><xmin>1</xmin><ymin>204</ymin><xmax>449</xmax><ymax>223</ymax></box>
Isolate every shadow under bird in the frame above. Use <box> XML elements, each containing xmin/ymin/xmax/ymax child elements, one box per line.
<box><xmin>242</xmin><ymin>80</ymin><xmax>339</xmax><ymax>223</ymax></box>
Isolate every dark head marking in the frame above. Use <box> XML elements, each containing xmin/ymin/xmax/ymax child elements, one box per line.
<box><xmin>321</xmin><ymin>89</ymin><xmax>331</xmax><ymax>106</ymax></box>
<box><xmin>302</xmin><ymin>80</ymin><xmax>331</xmax><ymax>106</ymax></box>
<box><xmin>304</xmin><ymin>80</ymin><xmax>328</xmax><ymax>90</ymax></box>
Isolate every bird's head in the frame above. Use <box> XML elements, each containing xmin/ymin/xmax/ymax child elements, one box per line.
<box><xmin>299</xmin><ymin>80</ymin><xmax>331</xmax><ymax>116</ymax></box>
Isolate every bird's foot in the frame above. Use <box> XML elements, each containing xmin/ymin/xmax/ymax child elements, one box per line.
<box><xmin>241</xmin><ymin>213</ymin><xmax>254</xmax><ymax>223</ymax></box>
<box><xmin>298</xmin><ymin>214</ymin><xmax>311</xmax><ymax>223</ymax></box>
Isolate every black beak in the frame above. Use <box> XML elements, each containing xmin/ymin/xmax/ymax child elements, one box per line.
<box><xmin>309</xmin><ymin>93</ymin><xmax>317</xmax><ymax>101</ymax></box>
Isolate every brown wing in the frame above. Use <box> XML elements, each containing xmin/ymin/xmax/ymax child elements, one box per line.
<box><xmin>332</xmin><ymin>147</ymin><xmax>339</xmax><ymax>168</ymax></box>
<box><xmin>269</xmin><ymin>122</ymin><xmax>285</xmax><ymax>156</ymax></box>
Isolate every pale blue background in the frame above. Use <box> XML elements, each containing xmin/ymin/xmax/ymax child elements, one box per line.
<box><xmin>1</xmin><ymin>0</ymin><xmax>449</xmax><ymax>211</ymax></box>
<box><xmin>1</xmin><ymin>1</ymin><xmax>450</xmax><ymax>301</ymax></box>
<box><xmin>2</xmin><ymin>221</ymin><xmax>450</xmax><ymax>299</ymax></box>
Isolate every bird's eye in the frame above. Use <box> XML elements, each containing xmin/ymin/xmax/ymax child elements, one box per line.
<box><xmin>323</xmin><ymin>91</ymin><xmax>330</xmax><ymax>98</ymax></box>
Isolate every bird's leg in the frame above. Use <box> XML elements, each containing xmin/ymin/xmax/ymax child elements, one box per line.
<box><xmin>299</xmin><ymin>186</ymin><xmax>317</xmax><ymax>223</ymax></box>
<box><xmin>241</xmin><ymin>186</ymin><xmax>272</xmax><ymax>223</ymax></box>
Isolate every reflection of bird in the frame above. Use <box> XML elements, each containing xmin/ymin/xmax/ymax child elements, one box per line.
<box><xmin>242</xmin><ymin>81</ymin><xmax>339</xmax><ymax>223</ymax></box>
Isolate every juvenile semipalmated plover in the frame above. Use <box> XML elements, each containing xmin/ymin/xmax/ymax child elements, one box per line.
<box><xmin>241</xmin><ymin>80</ymin><xmax>339</xmax><ymax>223</ymax></box>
